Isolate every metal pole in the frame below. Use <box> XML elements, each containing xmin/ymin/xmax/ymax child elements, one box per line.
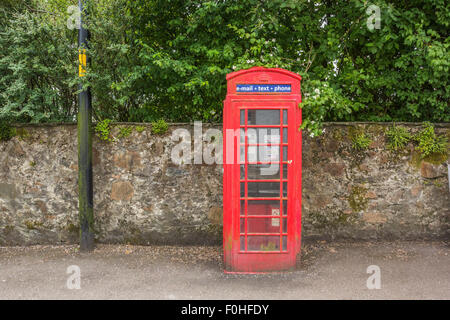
<box><xmin>78</xmin><ymin>0</ymin><xmax>94</xmax><ymax>251</ymax></box>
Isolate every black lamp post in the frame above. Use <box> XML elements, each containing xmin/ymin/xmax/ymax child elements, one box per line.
<box><xmin>78</xmin><ymin>0</ymin><xmax>94</xmax><ymax>251</ymax></box>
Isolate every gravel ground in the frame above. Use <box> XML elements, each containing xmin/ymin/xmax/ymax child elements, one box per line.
<box><xmin>0</xmin><ymin>240</ymin><xmax>448</xmax><ymax>300</ymax></box>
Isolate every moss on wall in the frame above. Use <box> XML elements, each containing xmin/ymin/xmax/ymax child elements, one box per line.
<box><xmin>348</xmin><ymin>185</ymin><xmax>369</xmax><ymax>212</ymax></box>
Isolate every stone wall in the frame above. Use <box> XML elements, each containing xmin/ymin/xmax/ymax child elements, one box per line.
<box><xmin>0</xmin><ymin>123</ymin><xmax>449</xmax><ymax>245</ymax></box>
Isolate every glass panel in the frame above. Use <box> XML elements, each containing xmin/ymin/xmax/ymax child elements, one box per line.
<box><xmin>248</xmin><ymin>182</ymin><xmax>280</xmax><ymax>198</ymax></box>
<box><xmin>240</xmin><ymin>110</ymin><xmax>245</xmax><ymax>125</ymax></box>
<box><xmin>240</xmin><ymin>164</ymin><xmax>245</xmax><ymax>179</ymax></box>
<box><xmin>283</xmin><ymin>128</ymin><xmax>288</xmax><ymax>143</ymax></box>
<box><xmin>282</xmin><ymin>236</ymin><xmax>287</xmax><ymax>251</ymax></box>
<box><xmin>240</xmin><ymin>182</ymin><xmax>245</xmax><ymax>197</ymax></box>
<box><xmin>248</xmin><ymin>110</ymin><xmax>280</xmax><ymax>125</ymax></box>
<box><xmin>240</xmin><ymin>200</ymin><xmax>245</xmax><ymax>215</ymax></box>
<box><xmin>247</xmin><ymin>218</ymin><xmax>280</xmax><ymax>234</ymax></box>
<box><xmin>240</xmin><ymin>218</ymin><xmax>245</xmax><ymax>233</ymax></box>
<box><xmin>247</xmin><ymin>236</ymin><xmax>280</xmax><ymax>251</ymax></box>
<box><xmin>283</xmin><ymin>110</ymin><xmax>288</xmax><ymax>125</ymax></box>
<box><xmin>283</xmin><ymin>182</ymin><xmax>288</xmax><ymax>197</ymax></box>
<box><xmin>283</xmin><ymin>146</ymin><xmax>288</xmax><ymax>161</ymax></box>
<box><xmin>240</xmin><ymin>128</ymin><xmax>245</xmax><ymax>144</ymax></box>
<box><xmin>282</xmin><ymin>218</ymin><xmax>287</xmax><ymax>233</ymax></box>
<box><xmin>240</xmin><ymin>146</ymin><xmax>245</xmax><ymax>163</ymax></box>
<box><xmin>248</xmin><ymin>146</ymin><xmax>279</xmax><ymax>162</ymax></box>
<box><xmin>248</xmin><ymin>146</ymin><xmax>257</xmax><ymax>162</ymax></box>
<box><xmin>247</xmin><ymin>164</ymin><xmax>280</xmax><ymax>180</ymax></box>
<box><xmin>259</xmin><ymin>145</ymin><xmax>279</xmax><ymax>162</ymax></box>
<box><xmin>247</xmin><ymin>128</ymin><xmax>280</xmax><ymax>144</ymax></box>
<box><xmin>283</xmin><ymin>164</ymin><xmax>287</xmax><ymax>179</ymax></box>
<box><xmin>283</xmin><ymin>200</ymin><xmax>287</xmax><ymax>216</ymax></box>
<box><xmin>247</xmin><ymin>146</ymin><xmax>255</xmax><ymax>162</ymax></box>
<box><xmin>248</xmin><ymin>200</ymin><xmax>280</xmax><ymax>216</ymax></box>
<box><xmin>240</xmin><ymin>236</ymin><xmax>245</xmax><ymax>251</ymax></box>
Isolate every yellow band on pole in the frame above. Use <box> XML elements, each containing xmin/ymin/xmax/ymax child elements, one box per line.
<box><xmin>79</xmin><ymin>49</ymin><xmax>87</xmax><ymax>77</ymax></box>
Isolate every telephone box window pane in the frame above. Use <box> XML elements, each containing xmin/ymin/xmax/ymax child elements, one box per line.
<box><xmin>240</xmin><ymin>236</ymin><xmax>245</xmax><ymax>251</ymax></box>
<box><xmin>240</xmin><ymin>110</ymin><xmax>245</xmax><ymax>125</ymax></box>
<box><xmin>282</xmin><ymin>236</ymin><xmax>287</xmax><ymax>251</ymax></box>
<box><xmin>247</xmin><ymin>236</ymin><xmax>280</xmax><ymax>251</ymax></box>
<box><xmin>240</xmin><ymin>182</ymin><xmax>245</xmax><ymax>197</ymax></box>
<box><xmin>247</xmin><ymin>128</ymin><xmax>280</xmax><ymax>144</ymax></box>
<box><xmin>283</xmin><ymin>164</ymin><xmax>287</xmax><ymax>179</ymax></box>
<box><xmin>283</xmin><ymin>146</ymin><xmax>288</xmax><ymax>160</ymax></box>
<box><xmin>248</xmin><ymin>146</ymin><xmax>280</xmax><ymax>162</ymax></box>
<box><xmin>248</xmin><ymin>146</ymin><xmax>257</xmax><ymax>162</ymax></box>
<box><xmin>247</xmin><ymin>164</ymin><xmax>280</xmax><ymax>180</ymax></box>
<box><xmin>248</xmin><ymin>110</ymin><xmax>280</xmax><ymax>125</ymax></box>
<box><xmin>282</xmin><ymin>218</ymin><xmax>287</xmax><ymax>233</ymax></box>
<box><xmin>240</xmin><ymin>218</ymin><xmax>245</xmax><ymax>233</ymax></box>
<box><xmin>240</xmin><ymin>128</ymin><xmax>245</xmax><ymax>144</ymax></box>
<box><xmin>283</xmin><ymin>182</ymin><xmax>288</xmax><ymax>197</ymax></box>
<box><xmin>247</xmin><ymin>218</ymin><xmax>280</xmax><ymax>234</ymax></box>
<box><xmin>240</xmin><ymin>146</ymin><xmax>245</xmax><ymax>163</ymax></box>
<box><xmin>259</xmin><ymin>145</ymin><xmax>279</xmax><ymax>162</ymax></box>
<box><xmin>283</xmin><ymin>200</ymin><xmax>288</xmax><ymax>216</ymax></box>
<box><xmin>248</xmin><ymin>182</ymin><xmax>280</xmax><ymax>198</ymax></box>
<box><xmin>283</xmin><ymin>110</ymin><xmax>288</xmax><ymax>125</ymax></box>
<box><xmin>240</xmin><ymin>165</ymin><xmax>245</xmax><ymax>179</ymax></box>
<box><xmin>247</xmin><ymin>200</ymin><xmax>280</xmax><ymax>215</ymax></box>
<box><xmin>240</xmin><ymin>200</ymin><xmax>245</xmax><ymax>216</ymax></box>
<box><xmin>283</xmin><ymin>128</ymin><xmax>288</xmax><ymax>143</ymax></box>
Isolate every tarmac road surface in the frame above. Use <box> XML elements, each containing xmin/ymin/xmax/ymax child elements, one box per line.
<box><xmin>0</xmin><ymin>240</ymin><xmax>448</xmax><ymax>300</ymax></box>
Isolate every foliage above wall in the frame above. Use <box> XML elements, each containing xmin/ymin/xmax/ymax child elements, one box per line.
<box><xmin>413</xmin><ymin>122</ymin><xmax>448</xmax><ymax>158</ymax></box>
<box><xmin>386</xmin><ymin>124</ymin><xmax>412</xmax><ymax>151</ymax></box>
<box><xmin>0</xmin><ymin>0</ymin><xmax>449</xmax><ymax>134</ymax></box>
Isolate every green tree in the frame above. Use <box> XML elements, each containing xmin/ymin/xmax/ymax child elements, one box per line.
<box><xmin>0</xmin><ymin>2</ymin><xmax>78</xmax><ymax>122</ymax></box>
<box><xmin>0</xmin><ymin>0</ymin><xmax>448</xmax><ymax>131</ymax></box>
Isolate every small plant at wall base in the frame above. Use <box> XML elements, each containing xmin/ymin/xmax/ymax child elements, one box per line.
<box><xmin>118</xmin><ymin>126</ymin><xmax>133</xmax><ymax>139</ymax></box>
<box><xmin>413</xmin><ymin>122</ymin><xmax>448</xmax><ymax>158</ymax></box>
<box><xmin>352</xmin><ymin>132</ymin><xmax>372</xmax><ymax>151</ymax></box>
<box><xmin>151</xmin><ymin>119</ymin><xmax>169</xmax><ymax>135</ymax></box>
<box><xmin>260</xmin><ymin>242</ymin><xmax>277</xmax><ymax>251</ymax></box>
<box><xmin>95</xmin><ymin>119</ymin><xmax>113</xmax><ymax>142</ymax></box>
<box><xmin>135</xmin><ymin>126</ymin><xmax>145</xmax><ymax>133</ymax></box>
<box><xmin>386</xmin><ymin>124</ymin><xmax>411</xmax><ymax>151</ymax></box>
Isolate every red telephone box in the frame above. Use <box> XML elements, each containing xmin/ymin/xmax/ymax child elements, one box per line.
<box><xmin>223</xmin><ymin>67</ymin><xmax>302</xmax><ymax>273</ymax></box>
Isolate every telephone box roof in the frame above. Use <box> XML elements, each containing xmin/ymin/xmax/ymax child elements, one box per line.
<box><xmin>226</xmin><ymin>66</ymin><xmax>302</xmax><ymax>82</ymax></box>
